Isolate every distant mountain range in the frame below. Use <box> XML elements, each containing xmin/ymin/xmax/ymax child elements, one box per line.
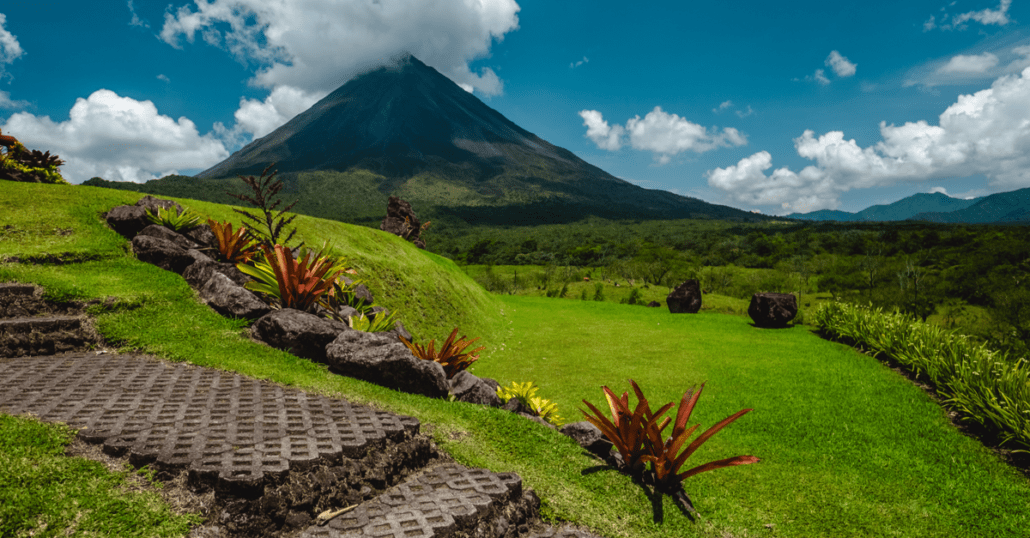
<box><xmin>786</xmin><ymin>189</ymin><xmax>1030</xmax><ymax>224</ymax></box>
<box><xmin>86</xmin><ymin>54</ymin><xmax>766</xmax><ymax>226</ymax></box>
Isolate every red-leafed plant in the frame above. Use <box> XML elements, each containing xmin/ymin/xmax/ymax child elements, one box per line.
<box><xmin>399</xmin><ymin>327</ymin><xmax>485</xmax><ymax>379</ymax></box>
<box><xmin>238</xmin><ymin>243</ymin><xmax>352</xmax><ymax>311</ymax></box>
<box><xmin>582</xmin><ymin>380</ymin><xmax>759</xmax><ymax>518</ymax></box>
<box><xmin>208</xmin><ymin>219</ymin><xmax>259</xmax><ymax>263</ymax></box>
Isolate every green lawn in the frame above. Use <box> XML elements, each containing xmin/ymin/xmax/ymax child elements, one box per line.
<box><xmin>2</xmin><ymin>182</ymin><xmax>1029</xmax><ymax>538</ymax></box>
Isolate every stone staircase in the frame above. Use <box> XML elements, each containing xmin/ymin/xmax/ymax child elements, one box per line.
<box><xmin>0</xmin><ymin>282</ymin><xmax>603</xmax><ymax>538</ymax></box>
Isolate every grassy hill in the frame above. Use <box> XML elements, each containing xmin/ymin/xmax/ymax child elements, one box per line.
<box><xmin>2</xmin><ymin>181</ymin><xmax>1029</xmax><ymax>538</ymax></box>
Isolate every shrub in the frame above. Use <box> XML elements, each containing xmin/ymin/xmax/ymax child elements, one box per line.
<box><xmin>0</xmin><ymin>130</ymin><xmax>68</xmax><ymax>184</ymax></box>
<box><xmin>399</xmin><ymin>327</ymin><xmax>485</xmax><ymax>379</ymax></box>
<box><xmin>227</xmin><ymin>163</ymin><xmax>299</xmax><ymax>248</ymax></box>
<box><xmin>207</xmin><ymin>219</ymin><xmax>259</xmax><ymax>263</ymax></box>
<box><xmin>621</xmin><ymin>287</ymin><xmax>643</xmax><ymax>305</ymax></box>
<box><xmin>581</xmin><ymin>380</ymin><xmax>758</xmax><ymax>517</ymax></box>
<box><xmin>145</xmin><ymin>206</ymin><xmax>203</xmax><ymax>232</ymax></box>
<box><xmin>593</xmin><ymin>282</ymin><xmax>605</xmax><ymax>301</ymax></box>
<box><xmin>238</xmin><ymin>243</ymin><xmax>352</xmax><ymax>311</ymax></box>
<box><xmin>814</xmin><ymin>300</ymin><xmax>1030</xmax><ymax>451</ymax></box>
<box><xmin>496</xmin><ymin>381</ymin><xmax>564</xmax><ymax>426</ymax></box>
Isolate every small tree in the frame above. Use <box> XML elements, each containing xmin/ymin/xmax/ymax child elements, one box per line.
<box><xmin>226</xmin><ymin>163</ymin><xmax>299</xmax><ymax>248</ymax></box>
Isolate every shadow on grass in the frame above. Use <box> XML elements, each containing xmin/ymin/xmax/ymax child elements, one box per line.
<box><xmin>580</xmin><ymin>460</ymin><xmax>697</xmax><ymax>524</ymax></box>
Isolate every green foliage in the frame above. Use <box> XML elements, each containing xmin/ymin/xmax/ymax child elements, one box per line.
<box><xmin>207</xmin><ymin>219</ymin><xmax>259</xmax><ymax>263</ymax></box>
<box><xmin>238</xmin><ymin>243</ymin><xmax>352</xmax><ymax>311</ymax></box>
<box><xmin>621</xmin><ymin>287</ymin><xmax>643</xmax><ymax>305</ymax></box>
<box><xmin>400</xmin><ymin>327</ymin><xmax>486</xmax><ymax>379</ymax></box>
<box><xmin>0</xmin><ymin>132</ymin><xmax>69</xmax><ymax>185</ymax></box>
<box><xmin>144</xmin><ymin>205</ymin><xmax>203</xmax><ymax>232</ymax></box>
<box><xmin>593</xmin><ymin>282</ymin><xmax>605</xmax><ymax>301</ymax></box>
<box><xmin>227</xmin><ymin>163</ymin><xmax>300</xmax><ymax>248</ymax></box>
<box><xmin>349</xmin><ymin>309</ymin><xmax>399</xmax><ymax>333</ymax></box>
<box><xmin>814</xmin><ymin>300</ymin><xmax>1030</xmax><ymax>451</ymax></box>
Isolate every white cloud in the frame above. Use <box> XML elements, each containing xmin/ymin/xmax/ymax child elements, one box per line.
<box><xmin>939</xmin><ymin>52</ymin><xmax>999</xmax><ymax>73</ymax></box>
<box><xmin>0</xmin><ymin>90</ymin><xmax>28</xmax><ymax>110</ymax></box>
<box><xmin>736</xmin><ymin>105</ymin><xmax>754</xmax><ymax>118</ymax></box>
<box><xmin>929</xmin><ymin>186</ymin><xmax>949</xmax><ymax>195</ymax></box>
<box><xmin>0</xmin><ymin>13</ymin><xmax>24</xmax><ymax>81</ymax></box>
<box><xmin>809</xmin><ymin>68</ymin><xmax>831</xmax><ymax>85</ymax></box>
<box><xmin>570</xmin><ymin>56</ymin><xmax>588</xmax><ymax>69</ymax></box>
<box><xmin>953</xmin><ymin>0</ymin><xmax>1012</xmax><ymax>26</ymax></box>
<box><xmin>713</xmin><ymin>100</ymin><xmax>733</xmax><ymax>113</ymax></box>
<box><xmin>214</xmin><ymin>85</ymin><xmax>326</xmax><ymax>146</ymax></box>
<box><xmin>923</xmin><ymin>14</ymin><xmax>937</xmax><ymax>31</ymax></box>
<box><xmin>708</xmin><ymin>66</ymin><xmax>1030</xmax><ymax>213</ymax></box>
<box><xmin>1</xmin><ymin>89</ymin><xmax>229</xmax><ymax>183</ymax></box>
<box><xmin>160</xmin><ymin>0</ymin><xmax>519</xmax><ymax>98</ymax></box>
<box><xmin>579</xmin><ymin>109</ymin><xmax>624</xmax><ymax>151</ymax></box>
<box><xmin>157</xmin><ymin>74</ymin><xmax>170</xmax><ymax>83</ymax></box>
<box><xmin>825</xmin><ymin>50</ymin><xmax>856</xmax><ymax>77</ymax></box>
<box><xmin>581</xmin><ymin>107</ymin><xmax>746</xmax><ymax>163</ymax></box>
<box><xmin>127</xmin><ymin>0</ymin><xmax>150</xmax><ymax>28</ymax></box>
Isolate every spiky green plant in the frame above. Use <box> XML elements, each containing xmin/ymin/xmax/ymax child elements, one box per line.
<box><xmin>145</xmin><ymin>206</ymin><xmax>203</xmax><ymax>232</ymax></box>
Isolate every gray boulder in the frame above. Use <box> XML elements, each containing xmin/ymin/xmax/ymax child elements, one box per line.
<box><xmin>183</xmin><ymin>259</ymin><xmax>250</xmax><ymax>289</ymax></box>
<box><xmin>748</xmin><ymin>292</ymin><xmax>798</xmax><ymax>328</ymax></box>
<box><xmin>448</xmin><ymin>371</ymin><xmax>502</xmax><ymax>406</ymax></box>
<box><xmin>251</xmin><ymin>309</ymin><xmax>349</xmax><ymax>362</ymax></box>
<box><xmin>341</xmin><ymin>277</ymin><xmax>374</xmax><ymax>306</ymax></box>
<box><xmin>185</xmin><ymin>225</ymin><xmax>217</xmax><ymax>250</ymax></box>
<box><xmin>560</xmin><ymin>421</ymin><xmax>614</xmax><ymax>457</ymax></box>
<box><xmin>324</xmin><ymin>330</ymin><xmax>449</xmax><ymax>398</ymax></box>
<box><xmin>136</xmin><ymin>195</ymin><xmax>182</xmax><ymax>213</ymax></box>
<box><xmin>197</xmin><ymin>273</ymin><xmax>271</xmax><ymax>320</ymax></box>
<box><xmin>667</xmin><ymin>279</ymin><xmax>702</xmax><ymax>314</ymax></box>
<box><xmin>131</xmin><ymin>235</ymin><xmax>194</xmax><ymax>274</ymax></box>
<box><xmin>105</xmin><ymin>205</ymin><xmax>150</xmax><ymax>239</ymax></box>
<box><xmin>137</xmin><ymin>224</ymin><xmax>199</xmax><ymax>250</ymax></box>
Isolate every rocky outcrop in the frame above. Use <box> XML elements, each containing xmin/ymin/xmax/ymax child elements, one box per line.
<box><xmin>251</xmin><ymin>309</ymin><xmax>349</xmax><ymax>362</ymax></box>
<box><xmin>667</xmin><ymin>279</ymin><xmax>702</xmax><ymax>314</ymax></box>
<box><xmin>748</xmin><ymin>292</ymin><xmax>798</xmax><ymax>328</ymax></box>
<box><xmin>131</xmin><ymin>235</ymin><xmax>195</xmax><ymax>274</ymax></box>
<box><xmin>105</xmin><ymin>196</ymin><xmax>184</xmax><ymax>239</ymax></box>
<box><xmin>324</xmin><ymin>330</ymin><xmax>450</xmax><ymax>398</ymax></box>
<box><xmin>380</xmin><ymin>196</ymin><xmax>427</xmax><ymax>249</ymax></box>
<box><xmin>448</xmin><ymin>371</ymin><xmax>503</xmax><ymax>406</ymax></box>
<box><xmin>560</xmin><ymin>421</ymin><xmax>614</xmax><ymax>458</ymax></box>
<box><xmin>198</xmin><ymin>273</ymin><xmax>271</xmax><ymax>320</ymax></box>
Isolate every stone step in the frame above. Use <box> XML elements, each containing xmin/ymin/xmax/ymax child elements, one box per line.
<box><xmin>0</xmin><ymin>282</ymin><xmax>36</xmax><ymax>297</ymax></box>
<box><xmin>0</xmin><ymin>316</ymin><xmax>82</xmax><ymax>333</ymax></box>
<box><xmin>0</xmin><ymin>316</ymin><xmax>91</xmax><ymax>357</ymax></box>
<box><xmin>299</xmin><ymin>462</ymin><xmax>535</xmax><ymax>538</ymax></box>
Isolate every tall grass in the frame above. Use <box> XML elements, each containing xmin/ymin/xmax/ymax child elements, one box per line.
<box><xmin>813</xmin><ymin>300</ymin><xmax>1030</xmax><ymax>451</ymax></box>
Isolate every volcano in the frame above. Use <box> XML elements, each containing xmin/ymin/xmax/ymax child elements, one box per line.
<box><xmin>192</xmin><ymin>55</ymin><xmax>762</xmax><ymax>223</ymax></box>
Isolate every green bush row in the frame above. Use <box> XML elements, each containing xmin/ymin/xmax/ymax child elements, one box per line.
<box><xmin>813</xmin><ymin>300</ymin><xmax>1030</xmax><ymax>451</ymax></box>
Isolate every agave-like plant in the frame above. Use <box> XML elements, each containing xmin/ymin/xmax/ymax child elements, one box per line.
<box><xmin>580</xmin><ymin>380</ymin><xmax>668</xmax><ymax>471</ymax></box>
<box><xmin>238</xmin><ymin>243</ymin><xmax>352</xmax><ymax>311</ymax></box>
<box><xmin>399</xmin><ymin>327</ymin><xmax>485</xmax><ymax>379</ymax></box>
<box><xmin>145</xmin><ymin>206</ymin><xmax>203</xmax><ymax>232</ymax></box>
<box><xmin>207</xmin><ymin>219</ymin><xmax>259</xmax><ymax>263</ymax></box>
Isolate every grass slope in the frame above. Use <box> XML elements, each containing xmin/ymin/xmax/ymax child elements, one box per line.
<box><xmin>1</xmin><ymin>182</ymin><xmax>1029</xmax><ymax>538</ymax></box>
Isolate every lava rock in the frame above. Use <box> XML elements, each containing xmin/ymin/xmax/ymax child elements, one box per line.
<box><xmin>748</xmin><ymin>292</ymin><xmax>798</xmax><ymax>328</ymax></box>
<box><xmin>137</xmin><ymin>224</ymin><xmax>200</xmax><ymax>250</ymax></box>
<box><xmin>342</xmin><ymin>277</ymin><xmax>374</xmax><ymax>306</ymax></box>
<box><xmin>185</xmin><ymin>224</ymin><xmax>218</xmax><ymax>249</ymax></box>
<box><xmin>646</xmin><ymin>300</ymin><xmax>661</xmax><ymax>308</ymax></box>
<box><xmin>448</xmin><ymin>371</ymin><xmax>502</xmax><ymax>406</ymax></box>
<box><xmin>183</xmin><ymin>259</ymin><xmax>251</xmax><ymax>289</ymax></box>
<box><xmin>198</xmin><ymin>273</ymin><xmax>272</xmax><ymax>320</ymax></box>
<box><xmin>324</xmin><ymin>330</ymin><xmax>449</xmax><ymax>398</ymax></box>
<box><xmin>667</xmin><ymin>279</ymin><xmax>702</xmax><ymax>314</ymax></box>
<box><xmin>560</xmin><ymin>421</ymin><xmax>613</xmax><ymax>458</ymax></box>
<box><xmin>104</xmin><ymin>205</ymin><xmax>150</xmax><ymax>239</ymax></box>
<box><xmin>251</xmin><ymin>309</ymin><xmax>349</xmax><ymax>362</ymax></box>
<box><xmin>380</xmin><ymin>196</ymin><xmax>425</xmax><ymax>248</ymax></box>
<box><xmin>131</xmin><ymin>235</ymin><xmax>194</xmax><ymax>274</ymax></box>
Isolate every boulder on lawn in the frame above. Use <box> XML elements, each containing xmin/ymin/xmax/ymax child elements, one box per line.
<box><xmin>104</xmin><ymin>196</ymin><xmax>183</xmax><ymax>239</ymax></box>
<box><xmin>448</xmin><ymin>371</ymin><xmax>502</xmax><ymax>406</ymax></box>
<box><xmin>646</xmin><ymin>301</ymin><xmax>661</xmax><ymax>308</ymax></box>
<box><xmin>185</xmin><ymin>225</ymin><xmax>217</xmax><ymax>250</ymax></box>
<box><xmin>197</xmin><ymin>273</ymin><xmax>271</xmax><ymax>320</ymax></box>
<box><xmin>136</xmin><ymin>195</ymin><xmax>182</xmax><ymax>213</ymax></box>
<box><xmin>324</xmin><ymin>330</ymin><xmax>449</xmax><ymax>398</ymax></box>
<box><xmin>748</xmin><ymin>292</ymin><xmax>798</xmax><ymax>328</ymax></box>
<box><xmin>667</xmin><ymin>279</ymin><xmax>702</xmax><ymax>314</ymax></box>
<box><xmin>560</xmin><ymin>421</ymin><xmax>614</xmax><ymax>458</ymax></box>
<box><xmin>380</xmin><ymin>196</ymin><xmax>425</xmax><ymax>249</ymax></box>
<box><xmin>183</xmin><ymin>258</ymin><xmax>250</xmax><ymax>289</ymax></box>
<box><xmin>251</xmin><ymin>309</ymin><xmax>349</xmax><ymax>362</ymax></box>
<box><xmin>131</xmin><ymin>235</ymin><xmax>194</xmax><ymax>274</ymax></box>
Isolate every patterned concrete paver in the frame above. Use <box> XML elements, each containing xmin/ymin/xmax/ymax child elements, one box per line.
<box><xmin>0</xmin><ymin>352</ymin><xmax>420</xmax><ymax>492</ymax></box>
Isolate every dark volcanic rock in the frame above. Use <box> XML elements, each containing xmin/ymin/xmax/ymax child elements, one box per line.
<box><xmin>198</xmin><ymin>273</ymin><xmax>271</xmax><ymax>320</ymax></box>
<box><xmin>448</xmin><ymin>371</ymin><xmax>502</xmax><ymax>406</ymax></box>
<box><xmin>748</xmin><ymin>292</ymin><xmax>798</xmax><ymax>328</ymax></box>
<box><xmin>183</xmin><ymin>259</ymin><xmax>251</xmax><ymax>288</ymax></box>
<box><xmin>380</xmin><ymin>196</ymin><xmax>425</xmax><ymax>248</ymax></box>
<box><xmin>646</xmin><ymin>300</ymin><xmax>661</xmax><ymax>308</ymax></box>
<box><xmin>185</xmin><ymin>225</ymin><xmax>217</xmax><ymax>249</ymax></box>
<box><xmin>131</xmin><ymin>235</ymin><xmax>194</xmax><ymax>273</ymax></box>
<box><xmin>137</xmin><ymin>224</ymin><xmax>200</xmax><ymax>250</ymax></box>
<box><xmin>324</xmin><ymin>330</ymin><xmax>449</xmax><ymax>398</ymax></box>
<box><xmin>560</xmin><ymin>421</ymin><xmax>613</xmax><ymax>458</ymax></box>
<box><xmin>135</xmin><ymin>195</ymin><xmax>182</xmax><ymax>213</ymax></box>
<box><xmin>251</xmin><ymin>309</ymin><xmax>349</xmax><ymax>362</ymax></box>
<box><xmin>667</xmin><ymin>279</ymin><xmax>702</xmax><ymax>314</ymax></box>
<box><xmin>105</xmin><ymin>205</ymin><xmax>150</xmax><ymax>239</ymax></box>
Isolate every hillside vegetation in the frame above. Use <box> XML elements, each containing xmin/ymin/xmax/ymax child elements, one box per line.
<box><xmin>2</xmin><ymin>181</ymin><xmax>1030</xmax><ymax>538</ymax></box>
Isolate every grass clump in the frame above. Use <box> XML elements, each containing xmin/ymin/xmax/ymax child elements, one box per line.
<box><xmin>0</xmin><ymin>415</ymin><xmax>200</xmax><ymax>538</ymax></box>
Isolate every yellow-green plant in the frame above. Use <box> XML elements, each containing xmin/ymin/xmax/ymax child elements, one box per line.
<box><xmin>0</xmin><ymin>131</ymin><xmax>68</xmax><ymax>184</ymax></box>
<box><xmin>399</xmin><ymin>327</ymin><xmax>484</xmax><ymax>378</ymax></box>
<box><xmin>350</xmin><ymin>310</ymin><xmax>399</xmax><ymax>333</ymax></box>
<box><xmin>146</xmin><ymin>206</ymin><xmax>203</xmax><ymax>232</ymax></box>
<box><xmin>814</xmin><ymin>300</ymin><xmax>1030</xmax><ymax>451</ymax></box>
<box><xmin>496</xmin><ymin>381</ymin><xmax>563</xmax><ymax>425</ymax></box>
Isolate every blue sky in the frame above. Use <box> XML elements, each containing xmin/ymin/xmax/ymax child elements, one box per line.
<box><xmin>2</xmin><ymin>1</ymin><xmax>1029</xmax><ymax>215</ymax></box>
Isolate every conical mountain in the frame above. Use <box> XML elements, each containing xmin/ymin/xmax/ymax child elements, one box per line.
<box><xmin>195</xmin><ymin>54</ymin><xmax>762</xmax><ymax>223</ymax></box>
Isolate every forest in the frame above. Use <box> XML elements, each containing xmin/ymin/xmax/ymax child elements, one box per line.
<box><xmin>425</xmin><ymin>217</ymin><xmax>1030</xmax><ymax>361</ymax></box>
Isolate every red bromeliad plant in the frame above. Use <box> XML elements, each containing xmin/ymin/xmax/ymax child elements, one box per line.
<box><xmin>208</xmin><ymin>219</ymin><xmax>260</xmax><ymax>263</ymax></box>
<box><xmin>399</xmin><ymin>327</ymin><xmax>485</xmax><ymax>378</ymax></box>
<box><xmin>238</xmin><ymin>243</ymin><xmax>352</xmax><ymax>311</ymax></box>
<box><xmin>582</xmin><ymin>380</ymin><xmax>759</xmax><ymax>518</ymax></box>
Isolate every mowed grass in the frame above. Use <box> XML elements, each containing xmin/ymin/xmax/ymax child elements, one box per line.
<box><xmin>472</xmin><ymin>296</ymin><xmax>1030</xmax><ymax>537</ymax></box>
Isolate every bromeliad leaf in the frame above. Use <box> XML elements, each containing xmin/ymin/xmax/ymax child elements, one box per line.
<box><xmin>238</xmin><ymin>243</ymin><xmax>349</xmax><ymax>311</ymax></box>
<box><xmin>399</xmin><ymin>327</ymin><xmax>485</xmax><ymax>378</ymax></box>
<box><xmin>208</xmin><ymin>219</ymin><xmax>259</xmax><ymax>263</ymax></box>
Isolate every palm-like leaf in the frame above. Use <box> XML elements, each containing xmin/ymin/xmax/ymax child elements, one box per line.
<box><xmin>238</xmin><ymin>243</ymin><xmax>348</xmax><ymax>311</ymax></box>
<box><xmin>208</xmin><ymin>219</ymin><xmax>259</xmax><ymax>263</ymax></box>
<box><xmin>399</xmin><ymin>327</ymin><xmax>485</xmax><ymax>378</ymax></box>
